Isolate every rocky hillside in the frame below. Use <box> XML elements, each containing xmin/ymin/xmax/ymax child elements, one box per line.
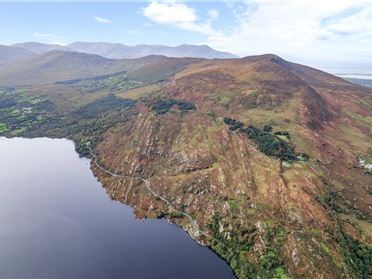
<box><xmin>0</xmin><ymin>54</ymin><xmax>371</xmax><ymax>279</ymax></box>
<box><xmin>92</xmin><ymin>55</ymin><xmax>372</xmax><ymax>279</ymax></box>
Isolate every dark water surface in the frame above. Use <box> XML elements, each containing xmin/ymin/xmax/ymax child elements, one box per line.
<box><xmin>0</xmin><ymin>137</ymin><xmax>234</xmax><ymax>279</ymax></box>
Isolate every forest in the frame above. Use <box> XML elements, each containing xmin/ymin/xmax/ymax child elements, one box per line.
<box><xmin>223</xmin><ymin>117</ymin><xmax>304</xmax><ymax>161</ymax></box>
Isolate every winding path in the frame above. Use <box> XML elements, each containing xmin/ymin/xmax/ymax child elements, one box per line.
<box><xmin>90</xmin><ymin>152</ymin><xmax>216</xmax><ymax>241</ymax></box>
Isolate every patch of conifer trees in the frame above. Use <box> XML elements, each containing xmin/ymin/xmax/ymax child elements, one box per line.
<box><xmin>223</xmin><ymin>117</ymin><xmax>306</xmax><ymax>161</ymax></box>
<box><xmin>151</xmin><ymin>99</ymin><xmax>196</xmax><ymax>114</ymax></box>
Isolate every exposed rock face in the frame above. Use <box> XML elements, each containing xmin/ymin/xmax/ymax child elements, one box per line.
<box><xmin>0</xmin><ymin>50</ymin><xmax>369</xmax><ymax>278</ymax></box>
<box><xmin>87</xmin><ymin>56</ymin><xmax>372</xmax><ymax>278</ymax></box>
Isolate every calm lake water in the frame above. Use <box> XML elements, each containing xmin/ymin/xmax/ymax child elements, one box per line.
<box><xmin>0</xmin><ymin>137</ymin><xmax>234</xmax><ymax>279</ymax></box>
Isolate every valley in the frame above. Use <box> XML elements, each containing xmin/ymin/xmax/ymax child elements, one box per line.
<box><xmin>0</xmin><ymin>52</ymin><xmax>371</xmax><ymax>279</ymax></box>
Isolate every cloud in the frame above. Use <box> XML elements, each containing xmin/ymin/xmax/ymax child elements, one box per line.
<box><xmin>142</xmin><ymin>1</ymin><xmax>214</xmax><ymax>35</ymax></box>
<box><xmin>141</xmin><ymin>0</ymin><xmax>372</xmax><ymax>64</ymax></box>
<box><xmin>207</xmin><ymin>9</ymin><xmax>219</xmax><ymax>23</ymax></box>
<box><xmin>205</xmin><ymin>0</ymin><xmax>372</xmax><ymax>63</ymax></box>
<box><xmin>32</xmin><ymin>32</ymin><xmax>66</xmax><ymax>45</ymax></box>
<box><xmin>94</xmin><ymin>16</ymin><xmax>112</xmax><ymax>24</ymax></box>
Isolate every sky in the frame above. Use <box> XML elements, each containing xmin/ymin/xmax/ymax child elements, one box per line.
<box><xmin>1</xmin><ymin>1</ymin><xmax>372</xmax><ymax>72</ymax></box>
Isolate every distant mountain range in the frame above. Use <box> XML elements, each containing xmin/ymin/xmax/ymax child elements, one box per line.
<box><xmin>6</xmin><ymin>42</ymin><xmax>237</xmax><ymax>60</ymax></box>
<box><xmin>0</xmin><ymin>45</ymin><xmax>35</xmax><ymax>65</ymax></box>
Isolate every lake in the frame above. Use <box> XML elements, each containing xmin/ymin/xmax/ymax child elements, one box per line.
<box><xmin>0</xmin><ymin>137</ymin><xmax>234</xmax><ymax>279</ymax></box>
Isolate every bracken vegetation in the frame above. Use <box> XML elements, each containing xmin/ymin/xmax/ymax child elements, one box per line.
<box><xmin>208</xmin><ymin>214</ymin><xmax>290</xmax><ymax>279</ymax></box>
<box><xmin>316</xmin><ymin>187</ymin><xmax>372</xmax><ymax>278</ymax></box>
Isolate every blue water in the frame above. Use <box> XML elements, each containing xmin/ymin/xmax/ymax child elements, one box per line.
<box><xmin>0</xmin><ymin>137</ymin><xmax>234</xmax><ymax>279</ymax></box>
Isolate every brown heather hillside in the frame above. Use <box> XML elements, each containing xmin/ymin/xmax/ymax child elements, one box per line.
<box><xmin>91</xmin><ymin>55</ymin><xmax>372</xmax><ymax>278</ymax></box>
<box><xmin>0</xmin><ymin>51</ymin><xmax>199</xmax><ymax>86</ymax></box>
<box><xmin>0</xmin><ymin>54</ymin><xmax>371</xmax><ymax>278</ymax></box>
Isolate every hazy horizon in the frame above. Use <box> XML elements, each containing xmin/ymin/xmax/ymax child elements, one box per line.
<box><xmin>4</xmin><ymin>39</ymin><xmax>372</xmax><ymax>76</ymax></box>
<box><xmin>1</xmin><ymin>1</ymin><xmax>371</xmax><ymax>74</ymax></box>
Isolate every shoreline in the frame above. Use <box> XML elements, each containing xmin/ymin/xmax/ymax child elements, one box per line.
<box><xmin>0</xmin><ymin>136</ymin><xmax>237</xmax><ymax>278</ymax></box>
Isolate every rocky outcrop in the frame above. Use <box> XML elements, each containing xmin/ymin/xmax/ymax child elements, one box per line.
<box><xmin>88</xmin><ymin>56</ymin><xmax>372</xmax><ymax>278</ymax></box>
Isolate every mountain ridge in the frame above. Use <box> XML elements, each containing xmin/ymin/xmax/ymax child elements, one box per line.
<box><xmin>0</xmin><ymin>53</ymin><xmax>371</xmax><ymax>279</ymax></box>
<box><xmin>11</xmin><ymin>41</ymin><xmax>238</xmax><ymax>59</ymax></box>
<box><xmin>0</xmin><ymin>45</ymin><xmax>35</xmax><ymax>65</ymax></box>
<box><xmin>91</xmin><ymin>55</ymin><xmax>372</xmax><ymax>278</ymax></box>
<box><xmin>0</xmin><ymin>50</ymin><xmax>200</xmax><ymax>86</ymax></box>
